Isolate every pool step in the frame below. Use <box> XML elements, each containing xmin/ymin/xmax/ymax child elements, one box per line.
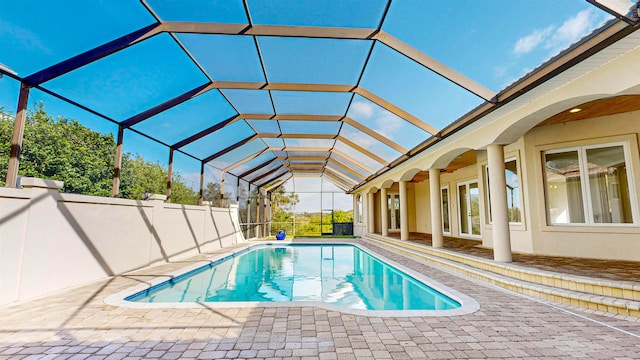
<box><xmin>364</xmin><ymin>234</ymin><xmax>640</xmax><ymax>318</ymax></box>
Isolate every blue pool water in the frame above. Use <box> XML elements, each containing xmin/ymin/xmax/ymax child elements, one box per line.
<box><xmin>127</xmin><ymin>244</ymin><xmax>461</xmax><ymax>311</ymax></box>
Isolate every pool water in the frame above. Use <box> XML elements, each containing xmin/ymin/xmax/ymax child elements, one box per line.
<box><xmin>127</xmin><ymin>244</ymin><xmax>461</xmax><ymax>311</ymax></box>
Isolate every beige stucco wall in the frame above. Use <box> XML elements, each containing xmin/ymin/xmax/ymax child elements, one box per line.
<box><xmin>352</xmin><ymin>30</ymin><xmax>640</xmax><ymax>261</ymax></box>
<box><xmin>521</xmin><ymin>110</ymin><xmax>640</xmax><ymax>260</ymax></box>
<box><xmin>361</xmin><ymin>109</ymin><xmax>640</xmax><ymax>261</ymax></box>
<box><xmin>0</xmin><ymin>180</ymin><xmax>244</xmax><ymax>307</ymax></box>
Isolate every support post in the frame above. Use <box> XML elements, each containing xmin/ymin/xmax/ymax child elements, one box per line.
<box><xmin>111</xmin><ymin>125</ymin><xmax>124</xmax><ymax>197</ymax></box>
<box><xmin>487</xmin><ymin>144</ymin><xmax>513</xmax><ymax>262</ymax></box>
<box><xmin>399</xmin><ymin>180</ymin><xmax>409</xmax><ymax>241</ymax></box>
<box><xmin>6</xmin><ymin>83</ymin><xmax>30</xmax><ymax>188</ymax></box>
<box><xmin>266</xmin><ymin>192</ymin><xmax>272</xmax><ymax>236</ymax></box>
<box><xmin>166</xmin><ymin>147</ymin><xmax>174</xmax><ymax>202</ymax></box>
<box><xmin>429</xmin><ymin>168</ymin><xmax>444</xmax><ymax>248</ymax></box>
<box><xmin>367</xmin><ymin>192</ymin><xmax>375</xmax><ymax>234</ymax></box>
<box><xmin>220</xmin><ymin>171</ymin><xmax>226</xmax><ymax>207</ymax></box>
<box><xmin>381</xmin><ymin>187</ymin><xmax>388</xmax><ymax>236</ymax></box>
<box><xmin>198</xmin><ymin>162</ymin><xmax>205</xmax><ymax>205</ymax></box>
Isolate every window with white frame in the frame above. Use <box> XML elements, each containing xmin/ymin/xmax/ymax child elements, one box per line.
<box><xmin>543</xmin><ymin>142</ymin><xmax>635</xmax><ymax>225</ymax></box>
<box><xmin>485</xmin><ymin>158</ymin><xmax>522</xmax><ymax>224</ymax></box>
<box><xmin>441</xmin><ymin>186</ymin><xmax>451</xmax><ymax>234</ymax></box>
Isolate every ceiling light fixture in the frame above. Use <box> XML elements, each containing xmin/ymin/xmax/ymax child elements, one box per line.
<box><xmin>569</xmin><ymin>108</ymin><xmax>582</xmax><ymax>113</ymax></box>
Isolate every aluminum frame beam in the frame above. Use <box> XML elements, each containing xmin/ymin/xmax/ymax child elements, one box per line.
<box><xmin>24</xmin><ymin>23</ymin><xmax>162</xmax><ymax>86</ymax></box>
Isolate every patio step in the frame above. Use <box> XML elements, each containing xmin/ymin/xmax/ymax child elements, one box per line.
<box><xmin>364</xmin><ymin>234</ymin><xmax>640</xmax><ymax>318</ymax></box>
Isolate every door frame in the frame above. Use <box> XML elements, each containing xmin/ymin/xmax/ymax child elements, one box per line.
<box><xmin>457</xmin><ymin>180</ymin><xmax>482</xmax><ymax>238</ymax></box>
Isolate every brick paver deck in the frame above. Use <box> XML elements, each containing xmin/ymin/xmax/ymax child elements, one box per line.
<box><xmin>1</xmin><ymin>238</ymin><xmax>639</xmax><ymax>359</ymax></box>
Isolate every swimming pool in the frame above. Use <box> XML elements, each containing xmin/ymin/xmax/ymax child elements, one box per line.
<box><xmin>107</xmin><ymin>242</ymin><xmax>479</xmax><ymax>316</ymax></box>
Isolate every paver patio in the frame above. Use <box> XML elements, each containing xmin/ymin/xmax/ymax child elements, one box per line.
<box><xmin>1</xmin><ymin>238</ymin><xmax>639</xmax><ymax>359</ymax></box>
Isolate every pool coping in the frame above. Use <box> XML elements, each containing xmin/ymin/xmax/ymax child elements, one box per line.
<box><xmin>104</xmin><ymin>240</ymin><xmax>480</xmax><ymax>317</ymax></box>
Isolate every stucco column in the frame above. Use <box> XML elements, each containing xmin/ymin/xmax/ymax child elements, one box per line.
<box><xmin>380</xmin><ymin>187</ymin><xmax>389</xmax><ymax>236</ymax></box>
<box><xmin>367</xmin><ymin>192</ymin><xmax>375</xmax><ymax>234</ymax></box>
<box><xmin>487</xmin><ymin>144</ymin><xmax>513</xmax><ymax>262</ymax></box>
<box><xmin>429</xmin><ymin>168</ymin><xmax>444</xmax><ymax>248</ymax></box>
<box><xmin>399</xmin><ymin>180</ymin><xmax>409</xmax><ymax>241</ymax></box>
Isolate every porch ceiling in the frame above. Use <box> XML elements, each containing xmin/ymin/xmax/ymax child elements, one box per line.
<box><xmin>0</xmin><ymin>0</ymin><xmax>637</xmax><ymax>193</ymax></box>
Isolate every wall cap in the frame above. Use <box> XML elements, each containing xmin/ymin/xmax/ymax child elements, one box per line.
<box><xmin>18</xmin><ymin>177</ymin><xmax>64</xmax><ymax>190</ymax></box>
<box><xmin>143</xmin><ymin>193</ymin><xmax>166</xmax><ymax>201</ymax></box>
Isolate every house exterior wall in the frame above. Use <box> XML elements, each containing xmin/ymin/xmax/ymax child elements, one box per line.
<box><xmin>356</xmin><ymin>31</ymin><xmax>640</xmax><ymax>262</ymax></box>
<box><xmin>0</xmin><ymin>179</ymin><xmax>244</xmax><ymax>307</ymax></box>
<box><xmin>521</xmin><ymin>110</ymin><xmax>640</xmax><ymax>260</ymax></box>
<box><xmin>359</xmin><ymin>109</ymin><xmax>640</xmax><ymax>261</ymax></box>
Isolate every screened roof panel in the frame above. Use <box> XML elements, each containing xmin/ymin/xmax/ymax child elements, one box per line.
<box><xmin>360</xmin><ymin>43</ymin><xmax>483</xmax><ymax>129</ymax></box>
<box><xmin>326</xmin><ymin>161</ymin><xmax>363</xmax><ymax>183</ymax></box>
<box><xmin>258</xmin><ymin>37</ymin><xmax>371</xmax><ymax>84</ymax></box>
<box><xmin>146</xmin><ymin>0</ymin><xmax>248</xmax><ymax>23</ymax></box>
<box><xmin>261</xmin><ymin>173</ymin><xmax>291</xmax><ymax>189</ymax></box>
<box><xmin>43</xmin><ymin>33</ymin><xmax>209</xmax><ymax>121</ymax></box>
<box><xmin>382</xmin><ymin>0</ymin><xmax>613</xmax><ymax>91</ymax></box>
<box><xmin>347</xmin><ymin>94</ymin><xmax>430</xmax><ymax>150</ymax></box>
<box><xmin>333</xmin><ymin>140</ymin><xmax>384</xmax><ymax>171</ymax></box>
<box><xmin>255</xmin><ymin>167</ymin><xmax>289</xmax><ymax>186</ymax></box>
<box><xmin>324</xmin><ymin>169</ymin><xmax>357</xmax><ymax>187</ymax></box>
<box><xmin>181</xmin><ymin>120</ymin><xmax>255</xmax><ymax>159</ymax></box>
<box><xmin>283</xmin><ymin>138</ymin><xmax>335</xmax><ymax>149</ymax></box>
<box><xmin>221</xmin><ymin>89</ymin><xmax>274</xmax><ymax>114</ymax></box>
<box><xmin>272</xmin><ymin>91</ymin><xmax>351</xmax><ymax>115</ymax></box>
<box><xmin>178</xmin><ymin>35</ymin><xmax>265</xmax><ymax>82</ymax></box>
<box><xmin>286</xmin><ymin>151</ymin><xmax>331</xmax><ymax>159</ymax></box>
<box><xmin>261</xmin><ymin>138</ymin><xmax>285</xmax><ymax>149</ymax></box>
<box><xmin>207</xmin><ymin>139</ymin><xmax>268</xmax><ymax>169</ymax></box>
<box><xmin>0</xmin><ymin>1</ymin><xmax>154</xmax><ymax>76</ymax></box>
<box><xmin>339</xmin><ymin>123</ymin><xmax>401</xmax><ymax>162</ymax></box>
<box><xmin>289</xmin><ymin>159</ymin><xmax>326</xmax><ymax>164</ymax></box>
<box><xmin>2</xmin><ymin>1</ymin><xmax>627</xmax><ymax>193</ymax></box>
<box><xmin>279</xmin><ymin>120</ymin><xmax>341</xmax><ymax>135</ymax></box>
<box><xmin>330</xmin><ymin>153</ymin><xmax>372</xmax><ymax>178</ymax></box>
<box><xmin>228</xmin><ymin>150</ymin><xmax>274</xmax><ymax>175</ymax></box>
<box><xmin>244</xmin><ymin>160</ymin><xmax>284</xmax><ymax>182</ymax></box>
<box><xmin>248</xmin><ymin>120</ymin><xmax>281</xmax><ymax>134</ymax></box>
<box><xmin>132</xmin><ymin>90</ymin><xmax>237</xmax><ymax>145</ymax></box>
<box><xmin>246</xmin><ymin>0</ymin><xmax>388</xmax><ymax>28</ymax></box>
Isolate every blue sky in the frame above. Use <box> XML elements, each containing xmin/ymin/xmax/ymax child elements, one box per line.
<box><xmin>0</xmin><ymin>0</ymin><xmax>620</xmax><ymax>195</ymax></box>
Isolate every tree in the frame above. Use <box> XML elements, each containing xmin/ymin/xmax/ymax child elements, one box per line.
<box><xmin>0</xmin><ymin>103</ymin><xmax>203</xmax><ymax>204</ymax></box>
<box><xmin>270</xmin><ymin>184</ymin><xmax>299</xmax><ymax>211</ymax></box>
<box><xmin>1</xmin><ymin>103</ymin><xmax>114</xmax><ymax>195</ymax></box>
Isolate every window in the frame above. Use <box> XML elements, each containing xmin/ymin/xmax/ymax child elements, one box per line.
<box><xmin>356</xmin><ymin>194</ymin><xmax>363</xmax><ymax>224</ymax></box>
<box><xmin>485</xmin><ymin>158</ymin><xmax>522</xmax><ymax>224</ymax></box>
<box><xmin>441</xmin><ymin>186</ymin><xmax>451</xmax><ymax>234</ymax></box>
<box><xmin>543</xmin><ymin>142</ymin><xmax>635</xmax><ymax>225</ymax></box>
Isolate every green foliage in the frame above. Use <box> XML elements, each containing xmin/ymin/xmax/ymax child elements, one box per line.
<box><xmin>0</xmin><ymin>103</ymin><xmax>205</xmax><ymax>204</ymax></box>
<box><xmin>1</xmin><ymin>103</ymin><xmax>114</xmax><ymax>195</ymax></box>
<box><xmin>270</xmin><ymin>184</ymin><xmax>299</xmax><ymax>211</ymax></box>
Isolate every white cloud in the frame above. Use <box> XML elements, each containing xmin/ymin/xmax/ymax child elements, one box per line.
<box><xmin>513</xmin><ymin>8</ymin><xmax>603</xmax><ymax>57</ymax></box>
<box><xmin>350</xmin><ymin>101</ymin><xmax>374</xmax><ymax>119</ymax></box>
<box><xmin>545</xmin><ymin>8</ymin><xmax>599</xmax><ymax>54</ymax></box>
<box><xmin>0</xmin><ymin>19</ymin><xmax>50</xmax><ymax>54</ymax></box>
<box><xmin>513</xmin><ymin>26</ymin><xmax>554</xmax><ymax>55</ymax></box>
<box><xmin>374</xmin><ymin>113</ymin><xmax>403</xmax><ymax>138</ymax></box>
